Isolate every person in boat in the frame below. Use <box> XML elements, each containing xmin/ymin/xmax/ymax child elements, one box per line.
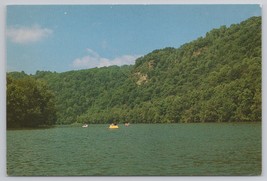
<box><xmin>82</xmin><ymin>124</ymin><xmax>88</xmax><ymax>127</ymax></box>
<box><xmin>109</xmin><ymin>122</ymin><xmax>119</xmax><ymax>128</ymax></box>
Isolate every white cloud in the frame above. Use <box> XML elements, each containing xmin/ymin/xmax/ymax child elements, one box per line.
<box><xmin>72</xmin><ymin>49</ymin><xmax>141</xmax><ymax>69</ymax></box>
<box><xmin>6</xmin><ymin>25</ymin><xmax>53</xmax><ymax>44</ymax></box>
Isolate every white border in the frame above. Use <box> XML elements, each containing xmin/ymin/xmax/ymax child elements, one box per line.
<box><xmin>1</xmin><ymin>1</ymin><xmax>266</xmax><ymax>181</ymax></box>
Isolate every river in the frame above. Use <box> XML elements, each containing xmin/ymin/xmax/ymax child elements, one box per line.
<box><xmin>7</xmin><ymin>123</ymin><xmax>261</xmax><ymax>176</ymax></box>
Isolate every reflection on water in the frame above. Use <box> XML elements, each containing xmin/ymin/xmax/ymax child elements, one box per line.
<box><xmin>7</xmin><ymin>123</ymin><xmax>261</xmax><ymax>176</ymax></box>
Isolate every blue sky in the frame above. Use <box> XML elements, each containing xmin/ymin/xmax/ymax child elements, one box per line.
<box><xmin>6</xmin><ymin>4</ymin><xmax>261</xmax><ymax>74</ymax></box>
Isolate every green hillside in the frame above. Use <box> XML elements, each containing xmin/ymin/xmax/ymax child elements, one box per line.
<box><xmin>7</xmin><ymin>16</ymin><xmax>261</xmax><ymax>126</ymax></box>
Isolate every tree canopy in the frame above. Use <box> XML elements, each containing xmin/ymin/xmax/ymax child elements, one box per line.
<box><xmin>7</xmin><ymin>76</ymin><xmax>57</xmax><ymax>128</ymax></box>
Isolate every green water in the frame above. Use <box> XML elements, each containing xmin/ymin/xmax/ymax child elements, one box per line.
<box><xmin>7</xmin><ymin>123</ymin><xmax>261</xmax><ymax>176</ymax></box>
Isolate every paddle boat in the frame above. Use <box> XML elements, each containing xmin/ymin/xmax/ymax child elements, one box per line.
<box><xmin>82</xmin><ymin>124</ymin><xmax>88</xmax><ymax>128</ymax></box>
<box><xmin>109</xmin><ymin>123</ymin><xmax>119</xmax><ymax>129</ymax></box>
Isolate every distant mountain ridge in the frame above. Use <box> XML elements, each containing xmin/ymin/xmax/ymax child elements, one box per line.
<box><xmin>8</xmin><ymin>16</ymin><xmax>261</xmax><ymax>124</ymax></box>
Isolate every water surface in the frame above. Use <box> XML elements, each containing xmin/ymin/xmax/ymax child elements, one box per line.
<box><xmin>7</xmin><ymin>123</ymin><xmax>261</xmax><ymax>176</ymax></box>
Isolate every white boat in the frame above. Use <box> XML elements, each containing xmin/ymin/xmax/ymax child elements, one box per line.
<box><xmin>82</xmin><ymin>124</ymin><xmax>88</xmax><ymax>128</ymax></box>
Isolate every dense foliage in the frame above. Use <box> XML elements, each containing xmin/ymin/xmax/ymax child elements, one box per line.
<box><xmin>7</xmin><ymin>75</ymin><xmax>57</xmax><ymax>128</ymax></box>
<box><xmin>7</xmin><ymin>16</ymin><xmax>261</xmax><ymax>125</ymax></box>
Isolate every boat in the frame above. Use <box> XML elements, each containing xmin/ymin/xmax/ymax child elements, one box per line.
<box><xmin>124</xmin><ymin>122</ymin><xmax>130</xmax><ymax>127</ymax></box>
<box><xmin>109</xmin><ymin>125</ymin><xmax>119</xmax><ymax>129</ymax></box>
<box><xmin>82</xmin><ymin>124</ymin><xmax>88</xmax><ymax>128</ymax></box>
<box><xmin>109</xmin><ymin>124</ymin><xmax>119</xmax><ymax>129</ymax></box>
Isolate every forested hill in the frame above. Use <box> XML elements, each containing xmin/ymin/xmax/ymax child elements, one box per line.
<box><xmin>7</xmin><ymin>16</ymin><xmax>261</xmax><ymax>125</ymax></box>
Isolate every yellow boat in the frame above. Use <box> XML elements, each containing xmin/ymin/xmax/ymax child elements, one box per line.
<box><xmin>109</xmin><ymin>124</ymin><xmax>119</xmax><ymax>129</ymax></box>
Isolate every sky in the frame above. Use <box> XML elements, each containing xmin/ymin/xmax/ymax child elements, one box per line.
<box><xmin>6</xmin><ymin>4</ymin><xmax>261</xmax><ymax>74</ymax></box>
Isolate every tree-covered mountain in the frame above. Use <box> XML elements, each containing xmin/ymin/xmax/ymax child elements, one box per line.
<box><xmin>7</xmin><ymin>16</ymin><xmax>261</xmax><ymax>126</ymax></box>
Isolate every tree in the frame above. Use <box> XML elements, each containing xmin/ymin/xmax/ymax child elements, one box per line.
<box><xmin>7</xmin><ymin>75</ymin><xmax>57</xmax><ymax>128</ymax></box>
